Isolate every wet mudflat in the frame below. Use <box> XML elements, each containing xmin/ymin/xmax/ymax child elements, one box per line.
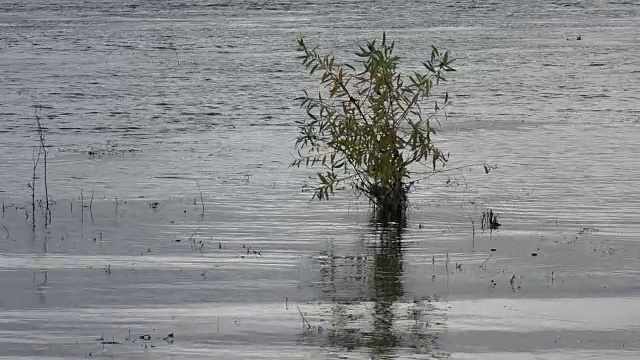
<box><xmin>1</xmin><ymin>0</ymin><xmax>640</xmax><ymax>358</ymax></box>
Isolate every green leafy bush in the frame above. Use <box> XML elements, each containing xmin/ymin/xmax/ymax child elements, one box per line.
<box><xmin>293</xmin><ymin>33</ymin><xmax>455</xmax><ymax>215</ymax></box>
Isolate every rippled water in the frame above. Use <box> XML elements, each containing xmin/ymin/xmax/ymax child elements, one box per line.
<box><xmin>1</xmin><ymin>0</ymin><xmax>640</xmax><ymax>358</ymax></box>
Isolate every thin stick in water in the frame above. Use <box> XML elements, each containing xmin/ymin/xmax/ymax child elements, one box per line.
<box><xmin>297</xmin><ymin>305</ymin><xmax>311</xmax><ymax>331</ymax></box>
<box><xmin>1</xmin><ymin>224</ymin><xmax>8</xmax><ymax>240</ymax></box>
<box><xmin>80</xmin><ymin>189</ymin><xmax>84</xmax><ymax>223</ymax></box>
<box><xmin>195</xmin><ymin>180</ymin><xmax>205</xmax><ymax>214</ymax></box>
<box><xmin>89</xmin><ymin>189</ymin><xmax>95</xmax><ymax>223</ymax></box>
<box><xmin>31</xmin><ymin>147</ymin><xmax>41</xmax><ymax>228</ymax></box>
<box><xmin>468</xmin><ymin>216</ymin><xmax>475</xmax><ymax>249</ymax></box>
<box><xmin>480</xmin><ymin>254</ymin><xmax>491</xmax><ymax>270</ymax></box>
<box><xmin>34</xmin><ymin>108</ymin><xmax>49</xmax><ymax>224</ymax></box>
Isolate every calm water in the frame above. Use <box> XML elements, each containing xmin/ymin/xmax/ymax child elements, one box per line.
<box><xmin>1</xmin><ymin>0</ymin><xmax>640</xmax><ymax>358</ymax></box>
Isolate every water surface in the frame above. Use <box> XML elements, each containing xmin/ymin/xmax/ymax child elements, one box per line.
<box><xmin>1</xmin><ymin>0</ymin><xmax>640</xmax><ymax>358</ymax></box>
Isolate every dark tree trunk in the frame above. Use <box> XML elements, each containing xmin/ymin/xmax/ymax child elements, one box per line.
<box><xmin>372</xmin><ymin>179</ymin><xmax>408</xmax><ymax>223</ymax></box>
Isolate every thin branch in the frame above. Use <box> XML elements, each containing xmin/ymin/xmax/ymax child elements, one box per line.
<box><xmin>89</xmin><ymin>189</ymin><xmax>95</xmax><ymax>223</ymax></box>
<box><xmin>34</xmin><ymin>108</ymin><xmax>50</xmax><ymax>224</ymax></box>
<box><xmin>195</xmin><ymin>180</ymin><xmax>205</xmax><ymax>214</ymax></box>
<box><xmin>412</xmin><ymin>162</ymin><xmax>489</xmax><ymax>182</ymax></box>
<box><xmin>31</xmin><ymin>146</ymin><xmax>41</xmax><ymax>229</ymax></box>
<box><xmin>302</xmin><ymin>45</ymin><xmax>368</xmax><ymax>126</ymax></box>
<box><xmin>296</xmin><ymin>305</ymin><xmax>312</xmax><ymax>331</ymax></box>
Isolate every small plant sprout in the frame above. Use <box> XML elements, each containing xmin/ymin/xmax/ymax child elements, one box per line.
<box><xmin>481</xmin><ymin>209</ymin><xmax>501</xmax><ymax>233</ymax></box>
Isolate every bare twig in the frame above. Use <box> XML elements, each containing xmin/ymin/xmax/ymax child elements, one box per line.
<box><xmin>80</xmin><ymin>188</ymin><xmax>84</xmax><ymax>223</ymax></box>
<box><xmin>195</xmin><ymin>180</ymin><xmax>205</xmax><ymax>214</ymax></box>
<box><xmin>480</xmin><ymin>254</ymin><xmax>491</xmax><ymax>270</ymax></box>
<box><xmin>169</xmin><ymin>42</ymin><xmax>180</xmax><ymax>66</ymax></box>
<box><xmin>89</xmin><ymin>189</ymin><xmax>95</xmax><ymax>223</ymax></box>
<box><xmin>30</xmin><ymin>147</ymin><xmax>41</xmax><ymax>229</ymax></box>
<box><xmin>1</xmin><ymin>224</ymin><xmax>8</xmax><ymax>239</ymax></box>
<box><xmin>188</xmin><ymin>229</ymin><xmax>201</xmax><ymax>252</ymax></box>
<box><xmin>414</xmin><ymin>162</ymin><xmax>492</xmax><ymax>183</ymax></box>
<box><xmin>468</xmin><ymin>216</ymin><xmax>475</xmax><ymax>248</ymax></box>
<box><xmin>297</xmin><ymin>305</ymin><xmax>311</xmax><ymax>331</ymax></box>
<box><xmin>34</xmin><ymin>108</ymin><xmax>50</xmax><ymax>224</ymax></box>
<box><xmin>445</xmin><ymin>251</ymin><xmax>449</xmax><ymax>274</ymax></box>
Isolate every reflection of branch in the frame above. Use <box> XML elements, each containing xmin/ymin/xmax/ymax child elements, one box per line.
<box><xmin>297</xmin><ymin>305</ymin><xmax>312</xmax><ymax>331</ymax></box>
<box><xmin>1</xmin><ymin>224</ymin><xmax>8</xmax><ymax>239</ymax></box>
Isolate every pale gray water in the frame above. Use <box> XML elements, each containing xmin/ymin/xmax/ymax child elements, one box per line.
<box><xmin>1</xmin><ymin>0</ymin><xmax>640</xmax><ymax>358</ymax></box>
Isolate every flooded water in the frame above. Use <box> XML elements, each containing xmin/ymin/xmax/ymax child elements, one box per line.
<box><xmin>1</xmin><ymin>0</ymin><xmax>640</xmax><ymax>358</ymax></box>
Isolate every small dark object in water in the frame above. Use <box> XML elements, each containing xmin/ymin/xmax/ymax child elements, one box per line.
<box><xmin>531</xmin><ymin>252</ymin><xmax>538</xmax><ymax>256</ymax></box>
<box><xmin>490</xmin><ymin>248</ymin><xmax>497</xmax><ymax>252</ymax></box>
<box><xmin>577</xmin><ymin>35</ymin><xmax>582</xmax><ymax>40</ymax></box>
<box><xmin>163</xmin><ymin>332</ymin><xmax>174</xmax><ymax>343</ymax></box>
<box><xmin>140</xmin><ymin>334</ymin><xmax>151</xmax><ymax>340</ymax></box>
